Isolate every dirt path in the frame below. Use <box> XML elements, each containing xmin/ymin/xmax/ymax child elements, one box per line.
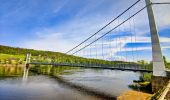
<box><xmin>117</xmin><ymin>90</ymin><xmax>151</xmax><ymax>100</ymax></box>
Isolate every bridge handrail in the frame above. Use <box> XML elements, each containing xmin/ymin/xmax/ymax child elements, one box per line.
<box><xmin>158</xmin><ymin>80</ymin><xmax>170</xmax><ymax>100</ymax></box>
<box><xmin>29</xmin><ymin>62</ymin><xmax>152</xmax><ymax>72</ymax></box>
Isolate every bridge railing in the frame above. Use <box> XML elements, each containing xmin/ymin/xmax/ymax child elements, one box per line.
<box><xmin>29</xmin><ymin>61</ymin><xmax>152</xmax><ymax>71</ymax></box>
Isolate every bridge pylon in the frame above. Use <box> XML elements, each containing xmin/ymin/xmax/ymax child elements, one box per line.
<box><xmin>23</xmin><ymin>53</ymin><xmax>31</xmax><ymax>81</ymax></box>
<box><xmin>145</xmin><ymin>0</ymin><xmax>166</xmax><ymax>77</ymax></box>
<box><xmin>145</xmin><ymin>0</ymin><xmax>169</xmax><ymax>93</ymax></box>
<box><xmin>26</xmin><ymin>53</ymin><xmax>31</xmax><ymax>64</ymax></box>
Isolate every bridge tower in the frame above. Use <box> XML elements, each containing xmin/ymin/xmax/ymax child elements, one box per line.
<box><xmin>23</xmin><ymin>53</ymin><xmax>31</xmax><ymax>81</ymax></box>
<box><xmin>145</xmin><ymin>0</ymin><xmax>166</xmax><ymax>77</ymax></box>
<box><xmin>26</xmin><ymin>53</ymin><xmax>31</xmax><ymax>64</ymax></box>
<box><xmin>145</xmin><ymin>0</ymin><xmax>169</xmax><ymax>93</ymax></box>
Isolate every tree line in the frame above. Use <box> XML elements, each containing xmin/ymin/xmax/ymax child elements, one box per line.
<box><xmin>1</xmin><ymin>45</ymin><xmax>169</xmax><ymax>69</ymax></box>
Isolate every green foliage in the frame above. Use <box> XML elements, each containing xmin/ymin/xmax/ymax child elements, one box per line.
<box><xmin>143</xmin><ymin>73</ymin><xmax>152</xmax><ymax>82</ymax></box>
<box><xmin>166</xmin><ymin>63</ymin><xmax>170</xmax><ymax>69</ymax></box>
<box><xmin>0</xmin><ymin>53</ymin><xmax>25</xmax><ymax>64</ymax></box>
<box><xmin>0</xmin><ymin>45</ymin><xmax>114</xmax><ymax>65</ymax></box>
<box><xmin>0</xmin><ymin>45</ymin><xmax>154</xmax><ymax>70</ymax></box>
<box><xmin>138</xmin><ymin>73</ymin><xmax>152</xmax><ymax>82</ymax></box>
<box><xmin>2</xmin><ymin>46</ymin><xmax>131</xmax><ymax>67</ymax></box>
<box><xmin>163</xmin><ymin>56</ymin><xmax>170</xmax><ymax>69</ymax></box>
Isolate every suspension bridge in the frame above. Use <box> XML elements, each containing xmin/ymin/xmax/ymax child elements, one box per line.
<box><xmin>25</xmin><ymin>0</ymin><xmax>170</xmax><ymax>93</ymax></box>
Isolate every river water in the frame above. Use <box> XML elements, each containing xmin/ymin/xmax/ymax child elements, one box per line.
<box><xmin>0</xmin><ymin>66</ymin><xmax>147</xmax><ymax>100</ymax></box>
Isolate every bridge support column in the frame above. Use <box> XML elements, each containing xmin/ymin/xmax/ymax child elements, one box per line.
<box><xmin>151</xmin><ymin>76</ymin><xmax>169</xmax><ymax>93</ymax></box>
<box><xmin>145</xmin><ymin>0</ymin><xmax>166</xmax><ymax>76</ymax></box>
<box><xmin>26</xmin><ymin>53</ymin><xmax>31</xmax><ymax>68</ymax></box>
<box><xmin>145</xmin><ymin>0</ymin><xmax>168</xmax><ymax>93</ymax></box>
<box><xmin>23</xmin><ymin>53</ymin><xmax>31</xmax><ymax>81</ymax></box>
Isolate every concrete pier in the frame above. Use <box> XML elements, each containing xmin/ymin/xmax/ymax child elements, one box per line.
<box><xmin>151</xmin><ymin>76</ymin><xmax>169</xmax><ymax>93</ymax></box>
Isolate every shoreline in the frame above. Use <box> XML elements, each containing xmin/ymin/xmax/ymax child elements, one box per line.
<box><xmin>0</xmin><ymin>64</ymin><xmax>24</xmax><ymax>67</ymax></box>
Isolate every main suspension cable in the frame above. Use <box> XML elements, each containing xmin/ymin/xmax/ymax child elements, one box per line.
<box><xmin>70</xmin><ymin>2</ymin><xmax>170</xmax><ymax>55</ymax></box>
<box><xmin>72</xmin><ymin>3</ymin><xmax>152</xmax><ymax>55</ymax></box>
<box><xmin>66</xmin><ymin>0</ymin><xmax>142</xmax><ymax>54</ymax></box>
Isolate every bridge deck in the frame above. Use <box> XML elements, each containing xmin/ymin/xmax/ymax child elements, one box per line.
<box><xmin>29</xmin><ymin>62</ymin><xmax>152</xmax><ymax>73</ymax></box>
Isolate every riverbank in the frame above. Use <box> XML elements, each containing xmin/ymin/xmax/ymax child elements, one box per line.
<box><xmin>0</xmin><ymin>64</ymin><xmax>24</xmax><ymax>67</ymax></box>
<box><xmin>117</xmin><ymin>90</ymin><xmax>151</xmax><ymax>100</ymax></box>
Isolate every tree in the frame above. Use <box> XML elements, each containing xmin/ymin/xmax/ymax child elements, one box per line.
<box><xmin>163</xmin><ymin>56</ymin><xmax>167</xmax><ymax>67</ymax></box>
<box><xmin>137</xmin><ymin>60</ymin><xmax>146</xmax><ymax>65</ymax></box>
<box><xmin>163</xmin><ymin>56</ymin><xmax>167</xmax><ymax>64</ymax></box>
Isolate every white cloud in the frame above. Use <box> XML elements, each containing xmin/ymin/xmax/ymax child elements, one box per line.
<box><xmin>76</xmin><ymin>35</ymin><xmax>170</xmax><ymax>61</ymax></box>
<box><xmin>152</xmin><ymin>0</ymin><xmax>170</xmax><ymax>29</ymax></box>
<box><xmin>19</xmin><ymin>0</ymin><xmax>170</xmax><ymax>61</ymax></box>
<box><xmin>21</xmin><ymin>32</ymin><xmax>75</xmax><ymax>52</ymax></box>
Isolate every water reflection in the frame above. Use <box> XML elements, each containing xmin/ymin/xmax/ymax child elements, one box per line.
<box><xmin>22</xmin><ymin>67</ymin><xmax>29</xmax><ymax>82</ymax></box>
<box><xmin>33</xmin><ymin>65</ymin><xmax>143</xmax><ymax>96</ymax></box>
<box><xmin>31</xmin><ymin>65</ymin><xmax>80</xmax><ymax>76</ymax></box>
<box><xmin>0</xmin><ymin>75</ymin><xmax>103</xmax><ymax>100</ymax></box>
<box><xmin>0</xmin><ymin>66</ymin><xmax>23</xmax><ymax>77</ymax></box>
<box><xmin>0</xmin><ymin>65</ymin><xmax>149</xmax><ymax>100</ymax></box>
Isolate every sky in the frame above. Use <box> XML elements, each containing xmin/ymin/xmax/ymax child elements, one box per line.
<box><xmin>0</xmin><ymin>0</ymin><xmax>170</xmax><ymax>62</ymax></box>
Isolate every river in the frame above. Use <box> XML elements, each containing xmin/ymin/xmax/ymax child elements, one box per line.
<box><xmin>0</xmin><ymin>66</ymin><xmax>148</xmax><ymax>100</ymax></box>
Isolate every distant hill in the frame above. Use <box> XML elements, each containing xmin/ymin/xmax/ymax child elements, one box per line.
<box><xmin>0</xmin><ymin>45</ymin><xmax>70</xmax><ymax>57</ymax></box>
<box><xmin>0</xmin><ymin>45</ymin><xmax>114</xmax><ymax>65</ymax></box>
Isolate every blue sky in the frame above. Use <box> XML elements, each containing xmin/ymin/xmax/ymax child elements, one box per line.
<box><xmin>0</xmin><ymin>0</ymin><xmax>170</xmax><ymax>62</ymax></box>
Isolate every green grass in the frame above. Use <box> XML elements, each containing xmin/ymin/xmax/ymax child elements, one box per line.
<box><xmin>0</xmin><ymin>53</ymin><xmax>25</xmax><ymax>64</ymax></box>
<box><xmin>0</xmin><ymin>53</ymin><xmax>25</xmax><ymax>59</ymax></box>
<box><xmin>166</xmin><ymin>63</ymin><xmax>170</xmax><ymax>69</ymax></box>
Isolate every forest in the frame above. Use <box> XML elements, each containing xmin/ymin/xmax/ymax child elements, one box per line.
<box><xmin>0</xmin><ymin>45</ymin><xmax>169</xmax><ymax>69</ymax></box>
<box><xmin>0</xmin><ymin>45</ymin><xmax>118</xmax><ymax>66</ymax></box>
